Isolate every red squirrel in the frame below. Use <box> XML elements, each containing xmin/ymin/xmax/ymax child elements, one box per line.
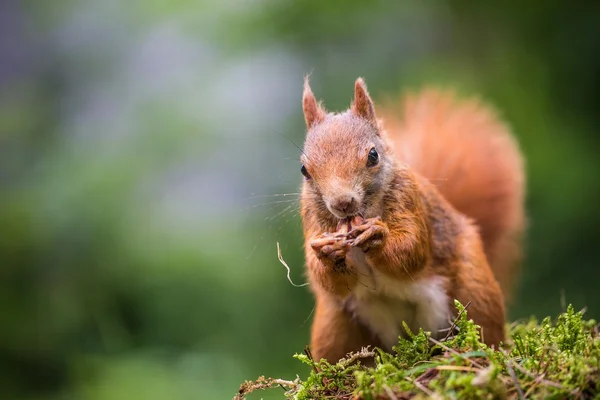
<box><xmin>299</xmin><ymin>77</ymin><xmax>525</xmax><ymax>363</ymax></box>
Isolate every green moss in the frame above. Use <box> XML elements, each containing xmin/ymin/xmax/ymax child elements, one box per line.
<box><xmin>236</xmin><ymin>301</ymin><xmax>600</xmax><ymax>399</ymax></box>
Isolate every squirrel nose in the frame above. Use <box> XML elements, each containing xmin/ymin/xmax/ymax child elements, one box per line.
<box><xmin>330</xmin><ymin>195</ymin><xmax>357</xmax><ymax>215</ymax></box>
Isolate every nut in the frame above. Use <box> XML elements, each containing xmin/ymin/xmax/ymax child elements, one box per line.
<box><xmin>335</xmin><ymin>215</ymin><xmax>365</xmax><ymax>238</ymax></box>
<box><xmin>336</xmin><ymin>218</ymin><xmax>352</xmax><ymax>235</ymax></box>
<box><xmin>350</xmin><ymin>215</ymin><xmax>365</xmax><ymax>228</ymax></box>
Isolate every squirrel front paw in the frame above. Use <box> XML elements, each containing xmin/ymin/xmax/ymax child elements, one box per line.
<box><xmin>347</xmin><ymin>216</ymin><xmax>389</xmax><ymax>253</ymax></box>
<box><xmin>310</xmin><ymin>234</ymin><xmax>351</xmax><ymax>270</ymax></box>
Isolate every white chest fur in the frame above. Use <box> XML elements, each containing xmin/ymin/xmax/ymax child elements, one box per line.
<box><xmin>345</xmin><ymin>249</ymin><xmax>451</xmax><ymax>351</ymax></box>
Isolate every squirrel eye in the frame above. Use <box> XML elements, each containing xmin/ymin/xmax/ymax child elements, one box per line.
<box><xmin>367</xmin><ymin>147</ymin><xmax>379</xmax><ymax>167</ymax></box>
<box><xmin>301</xmin><ymin>164</ymin><xmax>311</xmax><ymax>179</ymax></box>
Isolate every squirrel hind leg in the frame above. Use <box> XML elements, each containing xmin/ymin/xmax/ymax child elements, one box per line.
<box><xmin>311</xmin><ymin>297</ymin><xmax>380</xmax><ymax>364</ymax></box>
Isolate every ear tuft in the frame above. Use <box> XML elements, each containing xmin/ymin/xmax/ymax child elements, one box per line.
<box><xmin>302</xmin><ymin>77</ymin><xmax>326</xmax><ymax>129</ymax></box>
<box><xmin>351</xmin><ymin>77</ymin><xmax>376</xmax><ymax>124</ymax></box>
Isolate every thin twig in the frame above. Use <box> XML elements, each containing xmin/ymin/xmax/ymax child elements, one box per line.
<box><xmin>435</xmin><ymin>365</ymin><xmax>479</xmax><ymax>372</ymax></box>
<box><xmin>382</xmin><ymin>384</ymin><xmax>398</xmax><ymax>400</ymax></box>
<box><xmin>428</xmin><ymin>337</ymin><xmax>485</xmax><ymax>369</ymax></box>
<box><xmin>235</xmin><ymin>376</ymin><xmax>301</xmax><ymax>400</ymax></box>
<box><xmin>338</xmin><ymin>347</ymin><xmax>375</xmax><ymax>368</ymax></box>
<box><xmin>443</xmin><ymin>301</ymin><xmax>472</xmax><ymax>341</ymax></box>
<box><xmin>505</xmin><ymin>359</ymin><xmax>525</xmax><ymax>400</ymax></box>
<box><xmin>277</xmin><ymin>242</ymin><xmax>309</xmax><ymax>287</ymax></box>
<box><xmin>536</xmin><ymin>346</ymin><xmax>547</xmax><ymax>374</ymax></box>
<box><xmin>414</xmin><ymin>380</ymin><xmax>435</xmax><ymax>397</ymax></box>
<box><xmin>304</xmin><ymin>345</ymin><xmax>318</xmax><ymax>373</ymax></box>
<box><xmin>512</xmin><ymin>361</ymin><xmax>575</xmax><ymax>392</ymax></box>
<box><xmin>500</xmin><ymin>349</ymin><xmax>579</xmax><ymax>395</ymax></box>
<box><xmin>523</xmin><ymin>374</ymin><xmax>544</xmax><ymax>398</ymax></box>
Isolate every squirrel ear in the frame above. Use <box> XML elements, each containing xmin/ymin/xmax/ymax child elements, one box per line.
<box><xmin>302</xmin><ymin>77</ymin><xmax>326</xmax><ymax>129</ymax></box>
<box><xmin>351</xmin><ymin>77</ymin><xmax>376</xmax><ymax>124</ymax></box>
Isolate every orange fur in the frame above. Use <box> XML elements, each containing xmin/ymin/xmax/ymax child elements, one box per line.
<box><xmin>380</xmin><ymin>90</ymin><xmax>525</xmax><ymax>298</ymax></box>
<box><xmin>299</xmin><ymin>78</ymin><xmax>525</xmax><ymax>363</ymax></box>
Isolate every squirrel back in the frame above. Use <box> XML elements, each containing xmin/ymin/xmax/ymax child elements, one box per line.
<box><xmin>379</xmin><ymin>89</ymin><xmax>526</xmax><ymax>299</ymax></box>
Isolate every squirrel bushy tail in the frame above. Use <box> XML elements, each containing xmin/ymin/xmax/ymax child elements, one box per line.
<box><xmin>380</xmin><ymin>89</ymin><xmax>526</xmax><ymax>300</ymax></box>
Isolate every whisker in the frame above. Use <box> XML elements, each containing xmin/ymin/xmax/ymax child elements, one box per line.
<box><xmin>267</xmin><ymin>127</ymin><xmax>309</xmax><ymax>159</ymax></box>
<box><xmin>246</xmin><ymin>193</ymin><xmax>301</xmax><ymax>199</ymax></box>
<box><xmin>239</xmin><ymin>200</ymin><xmax>298</xmax><ymax>213</ymax></box>
<box><xmin>402</xmin><ymin>265</ymin><xmax>419</xmax><ymax>287</ymax></box>
<box><xmin>355</xmin><ymin>275</ymin><xmax>373</xmax><ymax>290</ymax></box>
<box><xmin>245</xmin><ymin>243</ymin><xmax>258</xmax><ymax>260</ymax></box>
<box><xmin>354</xmin><ymin>269</ymin><xmax>371</xmax><ymax>278</ymax></box>
<box><xmin>283</xmin><ymin>135</ymin><xmax>308</xmax><ymax>159</ymax></box>
<box><xmin>266</xmin><ymin>203</ymin><xmax>299</xmax><ymax>221</ymax></box>
<box><xmin>250</xmin><ymin>199</ymin><xmax>298</xmax><ymax>207</ymax></box>
<box><xmin>259</xmin><ymin>199</ymin><xmax>299</xmax><ymax>205</ymax></box>
<box><xmin>301</xmin><ymin>304</ymin><xmax>316</xmax><ymax>326</ymax></box>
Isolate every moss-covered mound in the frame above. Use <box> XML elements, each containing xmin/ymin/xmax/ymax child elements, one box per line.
<box><xmin>236</xmin><ymin>302</ymin><xmax>600</xmax><ymax>399</ymax></box>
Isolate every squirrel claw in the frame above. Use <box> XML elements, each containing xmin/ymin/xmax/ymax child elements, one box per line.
<box><xmin>347</xmin><ymin>217</ymin><xmax>388</xmax><ymax>252</ymax></box>
<box><xmin>310</xmin><ymin>235</ymin><xmax>351</xmax><ymax>265</ymax></box>
<box><xmin>347</xmin><ymin>216</ymin><xmax>384</xmax><ymax>238</ymax></box>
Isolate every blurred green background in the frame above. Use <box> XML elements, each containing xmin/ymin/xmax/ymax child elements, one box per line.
<box><xmin>1</xmin><ymin>1</ymin><xmax>599</xmax><ymax>399</ymax></box>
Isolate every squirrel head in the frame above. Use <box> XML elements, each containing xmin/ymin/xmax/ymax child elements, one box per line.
<box><xmin>300</xmin><ymin>77</ymin><xmax>394</xmax><ymax>222</ymax></box>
